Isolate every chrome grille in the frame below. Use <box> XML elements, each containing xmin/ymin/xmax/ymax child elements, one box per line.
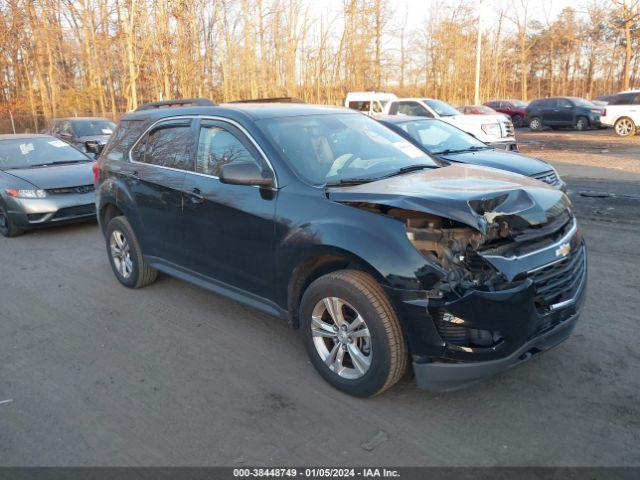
<box><xmin>531</xmin><ymin>170</ymin><xmax>560</xmax><ymax>187</ymax></box>
<box><xmin>528</xmin><ymin>243</ymin><xmax>586</xmax><ymax>313</ymax></box>
<box><xmin>46</xmin><ymin>184</ymin><xmax>95</xmax><ymax>195</ymax></box>
<box><xmin>502</xmin><ymin>120</ymin><xmax>515</xmax><ymax>137</ymax></box>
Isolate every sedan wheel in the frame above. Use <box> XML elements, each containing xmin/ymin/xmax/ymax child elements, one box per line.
<box><xmin>0</xmin><ymin>204</ymin><xmax>23</xmax><ymax>238</ymax></box>
<box><xmin>614</xmin><ymin>118</ymin><xmax>636</xmax><ymax>137</ymax></box>
<box><xmin>110</xmin><ymin>230</ymin><xmax>133</xmax><ymax>279</ymax></box>
<box><xmin>575</xmin><ymin>117</ymin><xmax>588</xmax><ymax>131</ymax></box>
<box><xmin>311</xmin><ymin>297</ymin><xmax>372</xmax><ymax>379</ymax></box>
<box><xmin>529</xmin><ymin>117</ymin><xmax>542</xmax><ymax>131</ymax></box>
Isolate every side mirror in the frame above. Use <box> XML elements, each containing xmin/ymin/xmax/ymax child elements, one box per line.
<box><xmin>219</xmin><ymin>161</ymin><xmax>274</xmax><ymax>187</ymax></box>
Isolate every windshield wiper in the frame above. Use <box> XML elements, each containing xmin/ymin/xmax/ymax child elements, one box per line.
<box><xmin>432</xmin><ymin>146</ymin><xmax>489</xmax><ymax>155</ymax></box>
<box><xmin>28</xmin><ymin>160</ymin><xmax>88</xmax><ymax>168</ymax></box>
<box><xmin>326</xmin><ymin>164</ymin><xmax>436</xmax><ymax>187</ymax></box>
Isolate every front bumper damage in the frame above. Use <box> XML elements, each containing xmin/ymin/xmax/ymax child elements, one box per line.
<box><xmin>385</xmin><ymin>224</ymin><xmax>587</xmax><ymax>392</ymax></box>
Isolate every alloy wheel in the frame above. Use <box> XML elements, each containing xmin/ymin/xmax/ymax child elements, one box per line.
<box><xmin>576</xmin><ymin>118</ymin><xmax>587</xmax><ymax>131</ymax></box>
<box><xmin>110</xmin><ymin>230</ymin><xmax>133</xmax><ymax>279</ymax></box>
<box><xmin>530</xmin><ymin>118</ymin><xmax>541</xmax><ymax>130</ymax></box>
<box><xmin>310</xmin><ymin>297</ymin><xmax>372</xmax><ymax>379</ymax></box>
<box><xmin>615</xmin><ymin>119</ymin><xmax>634</xmax><ymax>137</ymax></box>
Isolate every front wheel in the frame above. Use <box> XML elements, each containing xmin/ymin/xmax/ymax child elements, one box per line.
<box><xmin>105</xmin><ymin>216</ymin><xmax>157</xmax><ymax>289</ymax></box>
<box><xmin>614</xmin><ymin>117</ymin><xmax>636</xmax><ymax>137</ymax></box>
<box><xmin>0</xmin><ymin>204</ymin><xmax>23</xmax><ymax>238</ymax></box>
<box><xmin>529</xmin><ymin>116</ymin><xmax>542</xmax><ymax>131</ymax></box>
<box><xmin>300</xmin><ymin>270</ymin><xmax>407</xmax><ymax>397</ymax></box>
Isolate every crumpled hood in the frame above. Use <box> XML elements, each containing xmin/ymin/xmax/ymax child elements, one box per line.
<box><xmin>6</xmin><ymin>162</ymin><xmax>95</xmax><ymax>189</ymax></box>
<box><xmin>438</xmin><ymin>149</ymin><xmax>552</xmax><ymax>177</ymax></box>
<box><xmin>327</xmin><ymin>164</ymin><xmax>569</xmax><ymax>234</ymax></box>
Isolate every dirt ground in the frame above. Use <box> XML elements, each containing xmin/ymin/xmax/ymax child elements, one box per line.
<box><xmin>517</xmin><ymin>128</ymin><xmax>640</xmax><ymax>174</ymax></box>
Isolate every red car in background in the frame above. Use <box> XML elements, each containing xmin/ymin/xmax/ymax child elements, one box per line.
<box><xmin>484</xmin><ymin>99</ymin><xmax>528</xmax><ymax>127</ymax></box>
<box><xmin>458</xmin><ymin>105</ymin><xmax>501</xmax><ymax>115</ymax></box>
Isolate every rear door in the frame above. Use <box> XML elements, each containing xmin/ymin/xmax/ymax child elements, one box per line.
<box><xmin>555</xmin><ymin>98</ymin><xmax>574</xmax><ymax>125</ymax></box>
<box><xmin>129</xmin><ymin>118</ymin><xmax>195</xmax><ymax>263</ymax></box>
<box><xmin>181</xmin><ymin>119</ymin><xmax>276</xmax><ymax>299</ymax></box>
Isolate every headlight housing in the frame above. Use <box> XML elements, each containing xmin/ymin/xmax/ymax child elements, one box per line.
<box><xmin>5</xmin><ymin>188</ymin><xmax>47</xmax><ymax>199</ymax></box>
<box><xmin>480</xmin><ymin>123</ymin><xmax>501</xmax><ymax>137</ymax></box>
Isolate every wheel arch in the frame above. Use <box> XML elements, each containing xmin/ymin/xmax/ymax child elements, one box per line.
<box><xmin>285</xmin><ymin>247</ymin><xmax>387</xmax><ymax>329</ymax></box>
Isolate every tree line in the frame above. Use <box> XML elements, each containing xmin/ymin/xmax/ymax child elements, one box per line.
<box><xmin>0</xmin><ymin>0</ymin><xmax>638</xmax><ymax>132</ymax></box>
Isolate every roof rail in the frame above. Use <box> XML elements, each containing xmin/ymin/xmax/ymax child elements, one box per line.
<box><xmin>229</xmin><ymin>97</ymin><xmax>305</xmax><ymax>104</ymax></box>
<box><xmin>134</xmin><ymin>98</ymin><xmax>216</xmax><ymax>111</ymax></box>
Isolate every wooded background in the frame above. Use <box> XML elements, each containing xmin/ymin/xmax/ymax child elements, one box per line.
<box><xmin>0</xmin><ymin>0</ymin><xmax>639</xmax><ymax>132</ymax></box>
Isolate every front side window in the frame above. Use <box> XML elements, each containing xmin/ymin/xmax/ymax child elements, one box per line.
<box><xmin>134</xmin><ymin>122</ymin><xmax>194</xmax><ymax>171</ymax></box>
<box><xmin>257</xmin><ymin>113</ymin><xmax>439</xmax><ymax>185</ymax></box>
<box><xmin>394</xmin><ymin>119</ymin><xmax>488</xmax><ymax>155</ymax></box>
<box><xmin>557</xmin><ymin>99</ymin><xmax>573</xmax><ymax>108</ymax></box>
<box><xmin>348</xmin><ymin>101</ymin><xmax>371</xmax><ymax>113</ymax></box>
<box><xmin>196</xmin><ymin>126</ymin><xmax>257</xmax><ymax>176</ymax></box>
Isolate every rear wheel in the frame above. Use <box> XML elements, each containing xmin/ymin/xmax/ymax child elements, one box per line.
<box><xmin>529</xmin><ymin>116</ymin><xmax>542</xmax><ymax>131</ymax></box>
<box><xmin>0</xmin><ymin>204</ymin><xmax>23</xmax><ymax>238</ymax></box>
<box><xmin>575</xmin><ymin>116</ymin><xmax>589</xmax><ymax>131</ymax></box>
<box><xmin>614</xmin><ymin>117</ymin><xmax>636</xmax><ymax>137</ymax></box>
<box><xmin>300</xmin><ymin>270</ymin><xmax>407</xmax><ymax>397</ymax></box>
<box><xmin>105</xmin><ymin>216</ymin><xmax>157</xmax><ymax>288</ymax></box>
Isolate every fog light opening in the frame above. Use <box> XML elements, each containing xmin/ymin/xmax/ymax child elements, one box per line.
<box><xmin>434</xmin><ymin>311</ymin><xmax>503</xmax><ymax>348</ymax></box>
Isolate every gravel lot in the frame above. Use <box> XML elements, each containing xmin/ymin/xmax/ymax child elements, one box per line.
<box><xmin>1</xmin><ymin>130</ymin><xmax>639</xmax><ymax>466</ymax></box>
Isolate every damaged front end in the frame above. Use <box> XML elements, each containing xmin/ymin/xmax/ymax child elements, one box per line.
<box><xmin>326</xmin><ymin>166</ymin><xmax>587</xmax><ymax>390</ymax></box>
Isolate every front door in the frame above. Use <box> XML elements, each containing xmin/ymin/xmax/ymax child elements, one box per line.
<box><xmin>181</xmin><ymin>119</ymin><xmax>277</xmax><ymax>300</ymax></box>
<box><xmin>129</xmin><ymin>118</ymin><xmax>195</xmax><ymax>264</ymax></box>
<box><xmin>555</xmin><ymin>98</ymin><xmax>574</xmax><ymax>125</ymax></box>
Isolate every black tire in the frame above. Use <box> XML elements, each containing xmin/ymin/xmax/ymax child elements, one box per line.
<box><xmin>575</xmin><ymin>116</ymin><xmax>589</xmax><ymax>131</ymax></box>
<box><xmin>512</xmin><ymin>114</ymin><xmax>523</xmax><ymax>128</ymax></box>
<box><xmin>105</xmin><ymin>216</ymin><xmax>157</xmax><ymax>289</ymax></box>
<box><xmin>529</xmin><ymin>116</ymin><xmax>542</xmax><ymax>131</ymax></box>
<box><xmin>299</xmin><ymin>270</ymin><xmax>407</xmax><ymax>397</ymax></box>
<box><xmin>0</xmin><ymin>203</ymin><xmax>24</xmax><ymax>238</ymax></box>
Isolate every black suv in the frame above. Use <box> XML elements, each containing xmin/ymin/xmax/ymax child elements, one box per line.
<box><xmin>95</xmin><ymin>99</ymin><xmax>587</xmax><ymax>396</ymax></box>
<box><xmin>525</xmin><ymin>97</ymin><xmax>602</xmax><ymax>131</ymax></box>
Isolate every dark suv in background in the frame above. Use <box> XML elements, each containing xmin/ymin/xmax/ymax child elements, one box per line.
<box><xmin>95</xmin><ymin>98</ymin><xmax>586</xmax><ymax>396</ymax></box>
<box><xmin>46</xmin><ymin>117</ymin><xmax>116</xmax><ymax>155</ymax></box>
<box><xmin>484</xmin><ymin>100</ymin><xmax>528</xmax><ymax>127</ymax></box>
<box><xmin>525</xmin><ymin>97</ymin><xmax>602</xmax><ymax>131</ymax></box>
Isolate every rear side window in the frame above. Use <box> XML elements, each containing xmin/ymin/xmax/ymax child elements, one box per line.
<box><xmin>135</xmin><ymin>122</ymin><xmax>194</xmax><ymax>171</ymax></box>
<box><xmin>102</xmin><ymin>120</ymin><xmax>146</xmax><ymax>161</ymax></box>
<box><xmin>396</xmin><ymin>102</ymin><xmax>431</xmax><ymax>117</ymax></box>
<box><xmin>196</xmin><ymin>125</ymin><xmax>257</xmax><ymax>176</ymax></box>
<box><xmin>610</xmin><ymin>93</ymin><xmax>637</xmax><ymax>105</ymax></box>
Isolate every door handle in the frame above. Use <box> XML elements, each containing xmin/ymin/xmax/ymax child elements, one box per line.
<box><xmin>187</xmin><ymin>187</ymin><xmax>204</xmax><ymax>204</ymax></box>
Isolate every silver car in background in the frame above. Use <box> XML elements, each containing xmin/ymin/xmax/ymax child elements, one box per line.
<box><xmin>0</xmin><ymin>134</ymin><xmax>96</xmax><ymax>237</ymax></box>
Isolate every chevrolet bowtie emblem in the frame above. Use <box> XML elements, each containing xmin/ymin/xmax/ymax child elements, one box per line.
<box><xmin>555</xmin><ymin>243</ymin><xmax>571</xmax><ymax>258</ymax></box>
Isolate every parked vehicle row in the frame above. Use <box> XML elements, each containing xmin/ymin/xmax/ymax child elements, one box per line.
<box><xmin>45</xmin><ymin>117</ymin><xmax>116</xmax><ymax>154</ymax></box>
<box><xmin>1</xmin><ymin>98</ymin><xmax>587</xmax><ymax>398</ymax></box>
<box><xmin>345</xmin><ymin>92</ymin><xmax>517</xmax><ymax>151</ymax></box>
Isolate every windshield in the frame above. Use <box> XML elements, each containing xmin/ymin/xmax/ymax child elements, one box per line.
<box><xmin>0</xmin><ymin>137</ymin><xmax>90</xmax><ymax>170</ymax></box>
<box><xmin>72</xmin><ymin>120</ymin><xmax>115</xmax><ymax>137</ymax></box>
<box><xmin>511</xmin><ymin>100</ymin><xmax>527</xmax><ymax>107</ymax></box>
<box><xmin>257</xmin><ymin>113</ymin><xmax>439</xmax><ymax>185</ymax></box>
<box><xmin>424</xmin><ymin>99</ymin><xmax>459</xmax><ymax>117</ymax></box>
<box><xmin>392</xmin><ymin>119</ymin><xmax>488</xmax><ymax>154</ymax></box>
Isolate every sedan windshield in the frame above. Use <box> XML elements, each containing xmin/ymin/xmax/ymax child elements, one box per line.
<box><xmin>0</xmin><ymin>137</ymin><xmax>90</xmax><ymax>170</ymax></box>
<box><xmin>72</xmin><ymin>120</ymin><xmax>115</xmax><ymax>137</ymax></box>
<box><xmin>424</xmin><ymin>99</ymin><xmax>460</xmax><ymax>117</ymax></box>
<box><xmin>392</xmin><ymin>119</ymin><xmax>489</xmax><ymax>155</ymax></box>
<box><xmin>257</xmin><ymin>113</ymin><xmax>439</xmax><ymax>185</ymax></box>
